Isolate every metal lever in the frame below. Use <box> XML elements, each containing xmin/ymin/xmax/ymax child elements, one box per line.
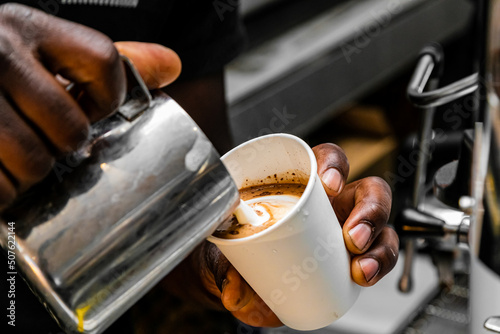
<box><xmin>117</xmin><ymin>55</ymin><xmax>152</xmax><ymax>121</ymax></box>
<box><xmin>407</xmin><ymin>44</ymin><xmax>478</xmax><ymax>109</ymax></box>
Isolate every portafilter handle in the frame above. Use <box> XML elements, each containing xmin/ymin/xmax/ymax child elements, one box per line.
<box><xmin>395</xmin><ymin>207</ymin><xmax>469</xmax><ymax>243</ymax></box>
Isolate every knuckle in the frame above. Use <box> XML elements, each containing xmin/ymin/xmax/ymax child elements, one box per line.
<box><xmin>44</xmin><ymin>98</ymin><xmax>90</xmax><ymax>152</ymax></box>
<box><xmin>366</xmin><ymin>200</ymin><xmax>387</xmax><ymax>215</ymax></box>
<box><xmin>85</xmin><ymin>37</ymin><xmax>125</xmax><ymax>112</ymax></box>
<box><xmin>0</xmin><ymin>3</ymin><xmax>31</xmax><ymax>20</ymax></box>
<box><xmin>0</xmin><ymin>6</ymin><xmax>42</xmax><ymax>80</ymax></box>
<box><xmin>319</xmin><ymin>143</ymin><xmax>346</xmax><ymax>156</ymax></box>
<box><xmin>0</xmin><ymin>34</ymin><xmax>17</xmax><ymax>80</ymax></box>
<box><xmin>314</xmin><ymin>143</ymin><xmax>350</xmax><ymax>174</ymax></box>
<box><xmin>90</xmin><ymin>36</ymin><xmax>121</xmax><ymax>75</ymax></box>
<box><xmin>59</xmin><ymin>118</ymin><xmax>89</xmax><ymax>153</ymax></box>
<box><xmin>362</xmin><ymin>201</ymin><xmax>391</xmax><ymax>227</ymax></box>
<box><xmin>328</xmin><ymin>143</ymin><xmax>347</xmax><ymax>162</ymax></box>
<box><xmin>375</xmin><ymin>176</ymin><xmax>391</xmax><ymax>194</ymax></box>
<box><xmin>0</xmin><ymin>3</ymin><xmax>40</xmax><ymax>36</ymax></box>
<box><xmin>362</xmin><ymin>176</ymin><xmax>392</xmax><ymax>201</ymax></box>
<box><xmin>365</xmin><ymin>176</ymin><xmax>390</xmax><ymax>189</ymax></box>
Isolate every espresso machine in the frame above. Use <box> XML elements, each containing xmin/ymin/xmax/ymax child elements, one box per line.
<box><xmin>395</xmin><ymin>0</ymin><xmax>500</xmax><ymax>332</ymax></box>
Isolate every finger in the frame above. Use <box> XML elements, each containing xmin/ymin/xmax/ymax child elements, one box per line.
<box><xmin>230</xmin><ymin>292</ymin><xmax>283</xmax><ymax>328</ymax></box>
<box><xmin>312</xmin><ymin>143</ymin><xmax>349</xmax><ymax>197</ymax></box>
<box><xmin>351</xmin><ymin>226</ymin><xmax>399</xmax><ymax>286</ymax></box>
<box><xmin>114</xmin><ymin>42</ymin><xmax>182</xmax><ymax>89</ymax></box>
<box><xmin>32</xmin><ymin>10</ymin><xmax>126</xmax><ymax>122</ymax></box>
<box><xmin>333</xmin><ymin>177</ymin><xmax>392</xmax><ymax>254</ymax></box>
<box><xmin>0</xmin><ymin>95</ymin><xmax>54</xmax><ymax>191</ymax></box>
<box><xmin>221</xmin><ymin>266</ymin><xmax>254</xmax><ymax>312</ymax></box>
<box><xmin>2</xmin><ymin>56</ymin><xmax>90</xmax><ymax>153</ymax></box>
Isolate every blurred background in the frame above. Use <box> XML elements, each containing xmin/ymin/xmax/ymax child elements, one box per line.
<box><xmin>225</xmin><ymin>0</ymin><xmax>478</xmax><ymax>333</ymax></box>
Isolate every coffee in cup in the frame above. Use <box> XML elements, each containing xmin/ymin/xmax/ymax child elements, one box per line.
<box><xmin>213</xmin><ymin>182</ymin><xmax>307</xmax><ymax>239</ymax></box>
<box><xmin>208</xmin><ymin>134</ymin><xmax>360</xmax><ymax>330</ymax></box>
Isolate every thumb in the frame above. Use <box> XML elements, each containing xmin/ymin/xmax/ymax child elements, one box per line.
<box><xmin>114</xmin><ymin>41</ymin><xmax>181</xmax><ymax>89</ymax></box>
<box><xmin>312</xmin><ymin>143</ymin><xmax>349</xmax><ymax>198</ymax></box>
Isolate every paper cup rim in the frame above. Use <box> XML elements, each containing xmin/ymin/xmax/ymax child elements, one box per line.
<box><xmin>207</xmin><ymin>133</ymin><xmax>317</xmax><ymax>245</ymax></box>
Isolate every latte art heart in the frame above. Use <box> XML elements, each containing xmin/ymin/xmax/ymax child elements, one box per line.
<box><xmin>213</xmin><ymin>183</ymin><xmax>306</xmax><ymax>239</ymax></box>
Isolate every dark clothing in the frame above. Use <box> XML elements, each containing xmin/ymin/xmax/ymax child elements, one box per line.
<box><xmin>12</xmin><ymin>0</ymin><xmax>246</xmax><ymax>81</ymax></box>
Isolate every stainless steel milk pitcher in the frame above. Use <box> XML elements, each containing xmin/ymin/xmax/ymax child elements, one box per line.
<box><xmin>0</xmin><ymin>57</ymin><xmax>240</xmax><ymax>334</ymax></box>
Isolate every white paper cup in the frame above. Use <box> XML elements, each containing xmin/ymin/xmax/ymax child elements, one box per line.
<box><xmin>207</xmin><ymin>134</ymin><xmax>360</xmax><ymax>331</ymax></box>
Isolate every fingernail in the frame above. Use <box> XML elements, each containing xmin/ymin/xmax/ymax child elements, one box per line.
<box><xmin>359</xmin><ymin>258</ymin><xmax>380</xmax><ymax>282</ymax></box>
<box><xmin>321</xmin><ymin>168</ymin><xmax>343</xmax><ymax>193</ymax></box>
<box><xmin>348</xmin><ymin>223</ymin><xmax>373</xmax><ymax>251</ymax></box>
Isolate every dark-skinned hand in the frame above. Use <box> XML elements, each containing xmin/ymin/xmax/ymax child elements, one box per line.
<box><xmin>194</xmin><ymin>143</ymin><xmax>399</xmax><ymax>327</ymax></box>
<box><xmin>0</xmin><ymin>4</ymin><xmax>180</xmax><ymax>210</ymax></box>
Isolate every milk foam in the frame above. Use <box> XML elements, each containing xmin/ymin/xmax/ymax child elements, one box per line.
<box><xmin>241</xmin><ymin>195</ymin><xmax>300</xmax><ymax>226</ymax></box>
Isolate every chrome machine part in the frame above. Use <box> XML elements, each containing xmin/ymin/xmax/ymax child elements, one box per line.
<box><xmin>398</xmin><ymin>0</ymin><xmax>500</xmax><ymax>331</ymax></box>
<box><xmin>396</xmin><ymin>204</ymin><xmax>469</xmax><ymax>245</ymax></box>
<box><xmin>399</xmin><ymin>46</ymin><xmax>440</xmax><ymax>293</ymax></box>
<box><xmin>485</xmin><ymin>316</ymin><xmax>500</xmax><ymax>333</ymax></box>
<box><xmin>398</xmin><ymin>43</ymin><xmax>479</xmax><ymax>293</ymax></box>
<box><xmin>407</xmin><ymin>46</ymin><xmax>479</xmax><ymax>109</ymax></box>
<box><xmin>0</xmin><ymin>60</ymin><xmax>240</xmax><ymax>333</ymax></box>
<box><xmin>396</xmin><ymin>194</ymin><xmax>470</xmax><ymax>289</ymax></box>
<box><xmin>469</xmin><ymin>0</ymin><xmax>500</xmax><ymax>332</ymax></box>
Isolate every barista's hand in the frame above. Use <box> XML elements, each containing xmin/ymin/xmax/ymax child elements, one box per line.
<box><xmin>0</xmin><ymin>4</ymin><xmax>180</xmax><ymax>210</ymax></box>
<box><xmin>313</xmin><ymin>143</ymin><xmax>399</xmax><ymax>286</ymax></box>
<box><xmin>195</xmin><ymin>143</ymin><xmax>399</xmax><ymax>328</ymax></box>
